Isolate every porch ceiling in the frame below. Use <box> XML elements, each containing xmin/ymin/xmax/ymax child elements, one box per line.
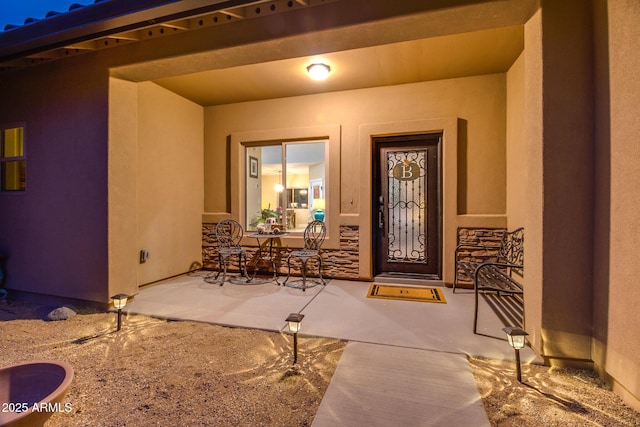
<box><xmin>1</xmin><ymin>0</ymin><xmax>533</xmax><ymax>106</ymax></box>
<box><xmin>151</xmin><ymin>25</ymin><xmax>523</xmax><ymax>106</ymax></box>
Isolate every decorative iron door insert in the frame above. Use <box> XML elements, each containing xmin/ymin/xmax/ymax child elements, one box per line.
<box><xmin>373</xmin><ymin>134</ymin><xmax>442</xmax><ymax>278</ymax></box>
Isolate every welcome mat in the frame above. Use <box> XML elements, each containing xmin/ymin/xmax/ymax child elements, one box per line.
<box><xmin>367</xmin><ymin>284</ymin><xmax>447</xmax><ymax>304</ymax></box>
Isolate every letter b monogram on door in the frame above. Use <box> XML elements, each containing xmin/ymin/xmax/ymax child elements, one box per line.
<box><xmin>393</xmin><ymin>160</ymin><xmax>420</xmax><ymax>181</ymax></box>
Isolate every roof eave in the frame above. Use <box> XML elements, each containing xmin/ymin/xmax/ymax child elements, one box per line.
<box><xmin>0</xmin><ymin>0</ymin><xmax>260</xmax><ymax>63</ymax></box>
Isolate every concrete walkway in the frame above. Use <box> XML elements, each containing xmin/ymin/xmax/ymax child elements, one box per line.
<box><xmin>125</xmin><ymin>274</ymin><xmax>535</xmax><ymax>426</ymax></box>
<box><xmin>313</xmin><ymin>343</ymin><xmax>489</xmax><ymax>426</ymax></box>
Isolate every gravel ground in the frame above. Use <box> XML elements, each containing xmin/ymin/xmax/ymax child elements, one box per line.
<box><xmin>470</xmin><ymin>357</ymin><xmax>640</xmax><ymax>426</ymax></box>
<box><xmin>0</xmin><ymin>301</ymin><xmax>344</xmax><ymax>426</ymax></box>
<box><xmin>1</xmin><ymin>300</ymin><xmax>639</xmax><ymax>426</ymax></box>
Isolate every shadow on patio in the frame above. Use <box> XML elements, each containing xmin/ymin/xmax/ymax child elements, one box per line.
<box><xmin>124</xmin><ymin>273</ymin><xmax>538</xmax><ymax>426</ymax></box>
<box><xmin>125</xmin><ymin>273</ymin><xmax>536</xmax><ymax>362</ymax></box>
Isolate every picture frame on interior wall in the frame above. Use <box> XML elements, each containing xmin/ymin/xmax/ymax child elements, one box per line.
<box><xmin>249</xmin><ymin>156</ymin><xmax>259</xmax><ymax>178</ymax></box>
<box><xmin>310</xmin><ymin>178</ymin><xmax>323</xmax><ymax>208</ymax></box>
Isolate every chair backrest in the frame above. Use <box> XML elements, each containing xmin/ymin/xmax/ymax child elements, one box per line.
<box><xmin>498</xmin><ymin>227</ymin><xmax>524</xmax><ymax>266</ymax></box>
<box><xmin>303</xmin><ymin>220</ymin><xmax>326</xmax><ymax>250</ymax></box>
<box><xmin>216</xmin><ymin>219</ymin><xmax>244</xmax><ymax>248</ymax></box>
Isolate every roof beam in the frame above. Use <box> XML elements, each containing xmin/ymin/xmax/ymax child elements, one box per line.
<box><xmin>107</xmin><ymin>30</ymin><xmax>142</xmax><ymax>41</ymax></box>
<box><xmin>0</xmin><ymin>0</ymin><xmax>265</xmax><ymax>62</ymax></box>
<box><xmin>220</xmin><ymin>8</ymin><xmax>246</xmax><ymax>19</ymax></box>
<box><xmin>64</xmin><ymin>40</ymin><xmax>99</xmax><ymax>50</ymax></box>
<box><xmin>160</xmin><ymin>20</ymin><xmax>191</xmax><ymax>30</ymax></box>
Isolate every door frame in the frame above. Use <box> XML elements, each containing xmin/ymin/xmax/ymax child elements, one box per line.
<box><xmin>372</xmin><ymin>133</ymin><xmax>443</xmax><ymax>280</ymax></box>
<box><xmin>360</xmin><ymin>118</ymin><xmax>459</xmax><ymax>284</ymax></box>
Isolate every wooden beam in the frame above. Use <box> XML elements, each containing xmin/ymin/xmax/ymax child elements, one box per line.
<box><xmin>220</xmin><ymin>8</ymin><xmax>245</xmax><ymax>19</ymax></box>
<box><xmin>160</xmin><ymin>19</ymin><xmax>191</xmax><ymax>30</ymax></box>
<box><xmin>64</xmin><ymin>40</ymin><xmax>98</xmax><ymax>50</ymax></box>
<box><xmin>107</xmin><ymin>30</ymin><xmax>141</xmax><ymax>41</ymax></box>
<box><xmin>0</xmin><ymin>0</ymin><xmax>262</xmax><ymax>62</ymax></box>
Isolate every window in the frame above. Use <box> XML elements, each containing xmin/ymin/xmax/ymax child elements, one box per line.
<box><xmin>1</xmin><ymin>126</ymin><xmax>26</xmax><ymax>192</ymax></box>
<box><xmin>245</xmin><ymin>140</ymin><xmax>326</xmax><ymax>232</ymax></box>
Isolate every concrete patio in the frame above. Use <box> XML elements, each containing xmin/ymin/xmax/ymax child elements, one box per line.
<box><xmin>125</xmin><ymin>273</ymin><xmax>537</xmax><ymax>426</ymax></box>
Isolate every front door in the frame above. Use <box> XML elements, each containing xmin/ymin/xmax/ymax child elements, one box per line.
<box><xmin>373</xmin><ymin>134</ymin><xmax>442</xmax><ymax>279</ymax></box>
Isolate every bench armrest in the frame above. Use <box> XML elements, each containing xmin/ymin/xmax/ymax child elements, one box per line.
<box><xmin>474</xmin><ymin>261</ymin><xmax>524</xmax><ymax>281</ymax></box>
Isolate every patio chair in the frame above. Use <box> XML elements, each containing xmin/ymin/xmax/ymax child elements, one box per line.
<box><xmin>205</xmin><ymin>219</ymin><xmax>248</xmax><ymax>285</ymax></box>
<box><xmin>283</xmin><ymin>220</ymin><xmax>327</xmax><ymax>291</ymax></box>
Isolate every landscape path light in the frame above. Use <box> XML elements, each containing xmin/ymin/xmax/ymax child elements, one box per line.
<box><xmin>503</xmin><ymin>326</ymin><xmax>529</xmax><ymax>382</ymax></box>
<box><xmin>111</xmin><ymin>294</ymin><xmax>130</xmax><ymax>331</ymax></box>
<box><xmin>286</xmin><ymin>313</ymin><xmax>304</xmax><ymax>364</ymax></box>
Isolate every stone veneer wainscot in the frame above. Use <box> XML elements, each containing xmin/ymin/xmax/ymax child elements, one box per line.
<box><xmin>202</xmin><ymin>224</ymin><xmax>360</xmax><ymax>280</ymax></box>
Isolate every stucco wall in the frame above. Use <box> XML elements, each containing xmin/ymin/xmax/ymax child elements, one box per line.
<box><xmin>592</xmin><ymin>0</ymin><xmax>640</xmax><ymax>409</ymax></box>
<box><xmin>506</xmin><ymin>53</ymin><xmax>526</xmax><ymax>230</ymax></box>
<box><xmin>0</xmin><ymin>57</ymin><xmax>110</xmax><ymax>302</ymax></box>
<box><xmin>136</xmin><ymin>82</ymin><xmax>204</xmax><ymax>285</ymax></box>
<box><xmin>523</xmin><ymin>6</ymin><xmax>545</xmax><ymax>370</ymax></box>
<box><xmin>523</xmin><ymin>1</ymin><xmax>596</xmax><ymax>366</ymax></box>
<box><xmin>204</xmin><ymin>74</ymin><xmax>508</xmax><ymax>281</ymax></box>
<box><xmin>204</xmin><ymin>74</ymin><xmax>506</xmax><ymax>216</ymax></box>
<box><xmin>108</xmin><ymin>78</ymin><xmax>139</xmax><ymax>299</ymax></box>
<box><xmin>0</xmin><ymin>0</ymin><xmax>637</xmax><ymax>410</ymax></box>
<box><xmin>539</xmin><ymin>0</ymin><xmax>595</xmax><ymax>364</ymax></box>
<box><xmin>109</xmin><ymin>80</ymin><xmax>204</xmax><ymax>293</ymax></box>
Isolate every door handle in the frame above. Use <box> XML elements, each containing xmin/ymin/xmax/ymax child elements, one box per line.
<box><xmin>378</xmin><ymin>196</ymin><xmax>384</xmax><ymax>230</ymax></box>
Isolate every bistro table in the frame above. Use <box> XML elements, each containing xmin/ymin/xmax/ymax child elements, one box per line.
<box><xmin>230</xmin><ymin>232</ymin><xmax>288</xmax><ymax>285</ymax></box>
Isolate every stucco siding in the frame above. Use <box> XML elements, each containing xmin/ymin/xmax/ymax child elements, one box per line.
<box><xmin>0</xmin><ymin>0</ymin><xmax>638</xmax><ymax>411</ymax></box>
<box><xmin>0</xmin><ymin>57</ymin><xmax>109</xmax><ymax>302</ymax></box>
<box><xmin>204</xmin><ymin>74</ymin><xmax>507</xmax><ymax>282</ymax></box>
<box><xmin>108</xmin><ymin>77</ymin><xmax>139</xmax><ymax>299</ymax></box>
<box><xmin>506</xmin><ymin>53</ymin><xmax>526</xmax><ymax>231</ymax></box>
<box><xmin>537</xmin><ymin>0</ymin><xmax>595</xmax><ymax>364</ymax></box>
<box><xmin>204</xmin><ymin>74</ymin><xmax>506</xmax><ymax>218</ymax></box>
<box><xmin>593</xmin><ymin>0</ymin><xmax>640</xmax><ymax>409</ymax></box>
<box><xmin>136</xmin><ymin>82</ymin><xmax>204</xmax><ymax>285</ymax></box>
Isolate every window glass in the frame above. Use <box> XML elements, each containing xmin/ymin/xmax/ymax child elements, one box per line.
<box><xmin>246</xmin><ymin>141</ymin><xmax>326</xmax><ymax>232</ymax></box>
<box><xmin>1</xmin><ymin>126</ymin><xmax>26</xmax><ymax>192</ymax></box>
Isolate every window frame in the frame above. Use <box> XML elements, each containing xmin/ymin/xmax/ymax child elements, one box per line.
<box><xmin>0</xmin><ymin>123</ymin><xmax>26</xmax><ymax>193</ymax></box>
<box><xmin>229</xmin><ymin>124</ymin><xmax>341</xmax><ymax>249</ymax></box>
<box><xmin>244</xmin><ymin>139</ymin><xmax>327</xmax><ymax>234</ymax></box>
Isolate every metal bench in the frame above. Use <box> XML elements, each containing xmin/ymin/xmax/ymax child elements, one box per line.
<box><xmin>453</xmin><ymin>228</ymin><xmax>524</xmax><ymax>334</ymax></box>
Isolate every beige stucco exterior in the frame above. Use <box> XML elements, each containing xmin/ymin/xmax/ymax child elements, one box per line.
<box><xmin>0</xmin><ymin>0</ymin><xmax>639</xmax><ymax>410</ymax></box>
<box><xmin>204</xmin><ymin>74</ymin><xmax>507</xmax><ymax>280</ymax></box>
<box><xmin>592</xmin><ymin>0</ymin><xmax>640</xmax><ymax>408</ymax></box>
<box><xmin>506</xmin><ymin>53</ymin><xmax>526</xmax><ymax>231</ymax></box>
<box><xmin>0</xmin><ymin>54</ymin><xmax>111</xmax><ymax>303</ymax></box>
<box><xmin>108</xmin><ymin>79</ymin><xmax>204</xmax><ymax>294</ymax></box>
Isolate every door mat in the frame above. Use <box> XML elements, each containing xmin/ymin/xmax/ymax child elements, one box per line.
<box><xmin>367</xmin><ymin>284</ymin><xmax>447</xmax><ymax>303</ymax></box>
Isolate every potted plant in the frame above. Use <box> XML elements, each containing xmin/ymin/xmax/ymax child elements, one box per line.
<box><xmin>250</xmin><ymin>206</ymin><xmax>280</xmax><ymax>228</ymax></box>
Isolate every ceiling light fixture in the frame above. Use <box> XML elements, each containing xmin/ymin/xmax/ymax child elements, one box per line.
<box><xmin>274</xmin><ymin>170</ymin><xmax>284</xmax><ymax>192</ymax></box>
<box><xmin>307</xmin><ymin>63</ymin><xmax>331</xmax><ymax>81</ymax></box>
